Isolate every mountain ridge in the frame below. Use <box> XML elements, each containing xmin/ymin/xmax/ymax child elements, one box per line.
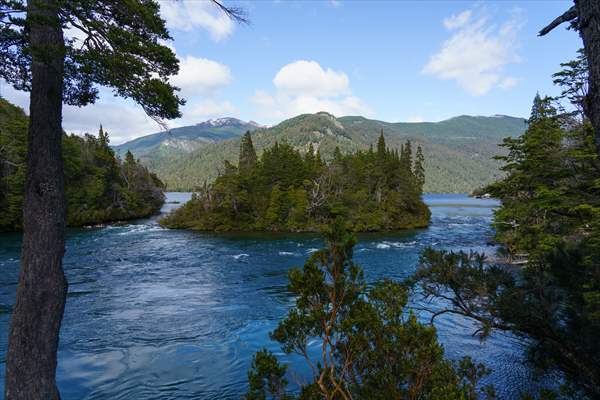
<box><xmin>117</xmin><ymin>113</ymin><xmax>527</xmax><ymax>193</ymax></box>
<box><xmin>112</xmin><ymin>117</ymin><xmax>261</xmax><ymax>160</ymax></box>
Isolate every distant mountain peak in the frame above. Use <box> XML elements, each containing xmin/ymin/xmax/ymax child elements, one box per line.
<box><xmin>196</xmin><ymin>117</ymin><xmax>266</xmax><ymax>129</ymax></box>
<box><xmin>200</xmin><ymin>117</ymin><xmax>244</xmax><ymax>127</ymax></box>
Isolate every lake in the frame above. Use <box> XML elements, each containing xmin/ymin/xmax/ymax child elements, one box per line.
<box><xmin>0</xmin><ymin>194</ymin><xmax>545</xmax><ymax>399</ymax></box>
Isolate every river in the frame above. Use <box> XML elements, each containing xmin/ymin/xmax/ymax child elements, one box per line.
<box><xmin>0</xmin><ymin>194</ymin><xmax>544</xmax><ymax>399</ymax></box>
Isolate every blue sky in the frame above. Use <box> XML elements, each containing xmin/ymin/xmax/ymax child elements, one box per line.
<box><xmin>0</xmin><ymin>0</ymin><xmax>583</xmax><ymax>144</ymax></box>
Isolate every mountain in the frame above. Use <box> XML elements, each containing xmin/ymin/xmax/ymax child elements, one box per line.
<box><xmin>127</xmin><ymin>112</ymin><xmax>527</xmax><ymax>193</ymax></box>
<box><xmin>112</xmin><ymin>117</ymin><xmax>262</xmax><ymax>160</ymax></box>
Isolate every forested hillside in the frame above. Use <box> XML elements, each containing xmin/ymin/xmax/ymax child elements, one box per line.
<box><xmin>142</xmin><ymin>112</ymin><xmax>526</xmax><ymax>193</ymax></box>
<box><xmin>0</xmin><ymin>98</ymin><xmax>165</xmax><ymax>231</ymax></box>
<box><xmin>160</xmin><ymin>131</ymin><xmax>430</xmax><ymax>232</ymax></box>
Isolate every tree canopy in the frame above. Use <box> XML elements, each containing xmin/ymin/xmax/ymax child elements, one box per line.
<box><xmin>160</xmin><ymin>132</ymin><xmax>430</xmax><ymax>232</ymax></box>
<box><xmin>245</xmin><ymin>219</ymin><xmax>494</xmax><ymax>400</ymax></box>
<box><xmin>0</xmin><ymin>98</ymin><xmax>165</xmax><ymax>231</ymax></box>
<box><xmin>0</xmin><ymin>0</ymin><xmax>184</xmax><ymax>121</ymax></box>
<box><xmin>412</xmin><ymin>52</ymin><xmax>600</xmax><ymax>399</ymax></box>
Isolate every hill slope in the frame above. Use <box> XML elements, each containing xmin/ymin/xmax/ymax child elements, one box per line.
<box><xmin>112</xmin><ymin>117</ymin><xmax>261</xmax><ymax>160</ymax></box>
<box><xmin>133</xmin><ymin>112</ymin><xmax>526</xmax><ymax>193</ymax></box>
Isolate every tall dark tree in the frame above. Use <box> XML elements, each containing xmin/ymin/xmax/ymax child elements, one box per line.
<box><xmin>539</xmin><ymin>0</ymin><xmax>600</xmax><ymax>157</ymax></box>
<box><xmin>376</xmin><ymin>129</ymin><xmax>386</xmax><ymax>157</ymax></box>
<box><xmin>98</xmin><ymin>124</ymin><xmax>108</xmax><ymax>146</ymax></box>
<box><xmin>238</xmin><ymin>131</ymin><xmax>257</xmax><ymax>173</ymax></box>
<box><xmin>414</xmin><ymin>145</ymin><xmax>425</xmax><ymax>193</ymax></box>
<box><xmin>0</xmin><ymin>1</ymin><xmax>245</xmax><ymax>398</ymax></box>
<box><xmin>401</xmin><ymin>139</ymin><xmax>413</xmax><ymax>170</ymax></box>
<box><xmin>530</xmin><ymin>92</ymin><xmax>544</xmax><ymax>122</ymax></box>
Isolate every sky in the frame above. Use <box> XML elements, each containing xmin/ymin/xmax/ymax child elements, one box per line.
<box><xmin>0</xmin><ymin>0</ymin><xmax>583</xmax><ymax>144</ymax></box>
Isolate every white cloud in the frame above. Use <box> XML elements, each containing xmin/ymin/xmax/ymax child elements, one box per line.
<box><xmin>499</xmin><ymin>77</ymin><xmax>519</xmax><ymax>90</ymax></box>
<box><xmin>171</xmin><ymin>56</ymin><xmax>232</xmax><ymax>97</ymax></box>
<box><xmin>160</xmin><ymin>0</ymin><xmax>234</xmax><ymax>41</ymax></box>
<box><xmin>443</xmin><ymin>10</ymin><xmax>472</xmax><ymax>30</ymax></box>
<box><xmin>422</xmin><ymin>8</ymin><xmax>525</xmax><ymax>96</ymax></box>
<box><xmin>1</xmin><ymin>73</ymin><xmax>236</xmax><ymax>145</ymax></box>
<box><xmin>252</xmin><ymin>61</ymin><xmax>372</xmax><ymax>122</ymax></box>
<box><xmin>273</xmin><ymin>60</ymin><xmax>350</xmax><ymax>97</ymax></box>
<box><xmin>63</xmin><ymin>102</ymin><xmax>159</xmax><ymax>144</ymax></box>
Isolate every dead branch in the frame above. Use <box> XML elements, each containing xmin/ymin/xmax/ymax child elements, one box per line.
<box><xmin>539</xmin><ymin>5</ymin><xmax>577</xmax><ymax>36</ymax></box>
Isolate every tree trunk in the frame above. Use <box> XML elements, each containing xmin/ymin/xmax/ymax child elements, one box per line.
<box><xmin>4</xmin><ymin>1</ymin><xmax>67</xmax><ymax>399</ymax></box>
<box><xmin>576</xmin><ymin>0</ymin><xmax>600</xmax><ymax>156</ymax></box>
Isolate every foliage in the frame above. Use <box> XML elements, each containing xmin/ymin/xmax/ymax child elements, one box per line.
<box><xmin>137</xmin><ymin>112</ymin><xmax>527</xmax><ymax>194</ymax></box>
<box><xmin>0</xmin><ymin>98</ymin><xmax>28</xmax><ymax>231</ymax></box>
<box><xmin>411</xmin><ymin>53</ymin><xmax>600</xmax><ymax>398</ymax></box>
<box><xmin>0</xmin><ymin>98</ymin><xmax>164</xmax><ymax>231</ymax></box>
<box><xmin>160</xmin><ymin>131</ymin><xmax>430</xmax><ymax>232</ymax></box>
<box><xmin>245</xmin><ymin>219</ymin><xmax>495</xmax><ymax>400</ymax></box>
<box><xmin>0</xmin><ymin>0</ymin><xmax>183</xmax><ymax>120</ymax></box>
<box><xmin>484</xmin><ymin>94</ymin><xmax>598</xmax><ymax>261</ymax></box>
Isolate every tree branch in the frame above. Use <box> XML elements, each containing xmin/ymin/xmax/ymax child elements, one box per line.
<box><xmin>210</xmin><ymin>0</ymin><xmax>249</xmax><ymax>25</ymax></box>
<box><xmin>539</xmin><ymin>6</ymin><xmax>577</xmax><ymax>36</ymax></box>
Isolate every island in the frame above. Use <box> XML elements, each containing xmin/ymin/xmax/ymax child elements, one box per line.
<box><xmin>160</xmin><ymin>131</ymin><xmax>430</xmax><ymax>232</ymax></box>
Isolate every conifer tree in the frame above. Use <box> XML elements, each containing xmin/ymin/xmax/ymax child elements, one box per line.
<box><xmin>239</xmin><ymin>131</ymin><xmax>257</xmax><ymax>173</ymax></box>
<box><xmin>0</xmin><ymin>1</ymin><xmax>244</xmax><ymax>395</ymax></box>
<box><xmin>414</xmin><ymin>145</ymin><xmax>426</xmax><ymax>193</ymax></box>
<box><xmin>377</xmin><ymin>129</ymin><xmax>386</xmax><ymax>157</ymax></box>
<box><xmin>530</xmin><ymin>92</ymin><xmax>544</xmax><ymax>122</ymax></box>
<box><xmin>402</xmin><ymin>140</ymin><xmax>413</xmax><ymax>169</ymax></box>
<box><xmin>305</xmin><ymin>143</ymin><xmax>316</xmax><ymax>164</ymax></box>
<box><xmin>98</xmin><ymin>125</ymin><xmax>109</xmax><ymax>146</ymax></box>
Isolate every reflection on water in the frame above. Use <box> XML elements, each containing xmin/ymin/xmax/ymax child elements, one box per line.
<box><xmin>0</xmin><ymin>193</ymin><xmax>543</xmax><ymax>399</ymax></box>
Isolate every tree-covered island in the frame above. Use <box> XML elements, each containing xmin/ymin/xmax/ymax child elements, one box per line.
<box><xmin>0</xmin><ymin>99</ymin><xmax>165</xmax><ymax>231</ymax></box>
<box><xmin>160</xmin><ymin>130</ymin><xmax>430</xmax><ymax>232</ymax></box>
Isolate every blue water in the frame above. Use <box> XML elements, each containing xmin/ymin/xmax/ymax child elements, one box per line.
<box><xmin>0</xmin><ymin>194</ymin><xmax>543</xmax><ymax>399</ymax></box>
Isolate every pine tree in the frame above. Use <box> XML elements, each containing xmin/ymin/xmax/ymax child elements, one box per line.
<box><xmin>98</xmin><ymin>125</ymin><xmax>109</xmax><ymax>146</ymax></box>
<box><xmin>414</xmin><ymin>145</ymin><xmax>425</xmax><ymax>193</ymax></box>
<box><xmin>377</xmin><ymin>129</ymin><xmax>386</xmax><ymax>157</ymax></box>
<box><xmin>239</xmin><ymin>131</ymin><xmax>257</xmax><ymax>173</ymax></box>
<box><xmin>305</xmin><ymin>143</ymin><xmax>316</xmax><ymax>164</ymax></box>
<box><xmin>403</xmin><ymin>140</ymin><xmax>413</xmax><ymax>168</ymax></box>
<box><xmin>530</xmin><ymin>92</ymin><xmax>544</xmax><ymax>123</ymax></box>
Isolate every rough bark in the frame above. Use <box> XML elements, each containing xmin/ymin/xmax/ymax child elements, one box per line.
<box><xmin>4</xmin><ymin>1</ymin><xmax>68</xmax><ymax>399</ymax></box>
<box><xmin>576</xmin><ymin>0</ymin><xmax>600</xmax><ymax>157</ymax></box>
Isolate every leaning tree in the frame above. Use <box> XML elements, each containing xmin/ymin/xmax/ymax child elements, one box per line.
<box><xmin>0</xmin><ymin>1</ymin><xmax>244</xmax><ymax>398</ymax></box>
<box><xmin>540</xmin><ymin>0</ymin><xmax>600</xmax><ymax>157</ymax></box>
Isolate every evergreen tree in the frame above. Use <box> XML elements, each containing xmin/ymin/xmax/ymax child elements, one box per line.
<box><xmin>414</xmin><ymin>145</ymin><xmax>426</xmax><ymax>193</ymax></box>
<box><xmin>161</xmin><ymin>137</ymin><xmax>430</xmax><ymax>232</ymax></box>
<box><xmin>402</xmin><ymin>139</ymin><xmax>413</xmax><ymax>170</ymax></box>
<box><xmin>0</xmin><ymin>1</ymin><xmax>245</xmax><ymax>394</ymax></box>
<box><xmin>530</xmin><ymin>92</ymin><xmax>544</xmax><ymax>123</ymax></box>
<box><xmin>98</xmin><ymin>125</ymin><xmax>109</xmax><ymax>146</ymax></box>
<box><xmin>238</xmin><ymin>131</ymin><xmax>257</xmax><ymax>173</ymax></box>
<box><xmin>246</xmin><ymin>220</ymin><xmax>494</xmax><ymax>400</ymax></box>
<box><xmin>377</xmin><ymin>129</ymin><xmax>386</xmax><ymax>157</ymax></box>
<box><xmin>413</xmin><ymin>55</ymin><xmax>600</xmax><ymax>398</ymax></box>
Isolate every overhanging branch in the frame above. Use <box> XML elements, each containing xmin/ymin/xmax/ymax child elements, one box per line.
<box><xmin>539</xmin><ymin>5</ymin><xmax>577</xmax><ymax>36</ymax></box>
